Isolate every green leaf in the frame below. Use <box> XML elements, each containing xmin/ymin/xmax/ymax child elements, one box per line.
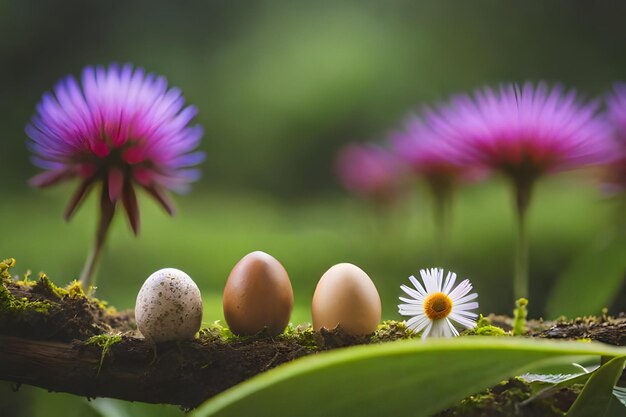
<box><xmin>520</xmin><ymin>370</ymin><xmax>589</xmax><ymax>397</ymax></box>
<box><xmin>567</xmin><ymin>356</ymin><xmax>626</xmax><ymax>417</ymax></box>
<box><xmin>548</xmin><ymin>229</ymin><xmax>626</xmax><ymax>318</ymax></box>
<box><xmin>521</xmin><ymin>370</ymin><xmax>593</xmax><ymax>404</ymax></box>
<box><xmin>520</xmin><ymin>372</ymin><xmax>584</xmax><ymax>385</ymax></box>
<box><xmin>606</xmin><ymin>395</ymin><xmax>626</xmax><ymax>417</ymax></box>
<box><xmin>607</xmin><ymin>386</ymin><xmax>626</xmax><ymax>417</ymax></box>
<box><xmin>614</xmin><ymin>386</ymin><xmax>626</xmax><ymax>407</ymax></box>
<box><xmin>192</xmin><ymin>337</ymin><xmax>626</xmax><ymax>417</ymax></box>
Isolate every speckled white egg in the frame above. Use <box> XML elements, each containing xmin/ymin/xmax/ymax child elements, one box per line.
<box><xmin>135</xmin><ymin>268</ymin><xmax>203</xmax><ymax>344</ymax></box>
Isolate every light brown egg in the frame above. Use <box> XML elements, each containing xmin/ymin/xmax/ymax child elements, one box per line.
<box><xmin>312</xmin><ymin>263</ymin><xmax>382</xmax><ymax>335</ymax></box>
<box><xmin>223</xmin><ymin>251</ymin><xmax>294</xmax><ymax>336</ymax></box>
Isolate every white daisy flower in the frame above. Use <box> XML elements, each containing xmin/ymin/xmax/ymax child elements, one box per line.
<box><xmin>398</xmin><ymin>268</ymin><xmax>479</xmax><ymax>340</ymax></box>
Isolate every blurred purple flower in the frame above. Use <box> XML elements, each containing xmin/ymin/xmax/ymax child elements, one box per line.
<box><xmin>25</xmin><ymin>63</ymin><xmax>204</xmax><ymax>287</ymax></box>
<box><xmin>422</xmin><ymin>82</ymin><xmax>613</xmax><ymax>184</ymax></box>
<box><xmin>26</xmin><ymin>63</ymin><xmax>204</xmax><ymax>232</ymax></box>
<box><xmin>604</xmin><ymin>84</ymin><xmax>626</xmax><ymax>194</ymax></box>
<box><xmin>390</xmin><ymin>117</ymin><xmax>481</xmax><ymax>262</ymax></box>
<box><xmin>415</xmin><ymin>82</ymin><xmax>613</xmax><ymax>300</ymax></box>
<box><xmin>391</xmin><ymin>117</ymin><xmax>483</xmax><ymax>193</ymax></box>
<box><xmin>336</xmin><ymin>143</ymin><xmax>405</xmax><ymax>204</ymax></box>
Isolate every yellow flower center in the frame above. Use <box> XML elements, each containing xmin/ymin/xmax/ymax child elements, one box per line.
<box><xmin>423</xmin><ymin>292</ymin><xmax>453</xmax><ymax>320</ymax></box>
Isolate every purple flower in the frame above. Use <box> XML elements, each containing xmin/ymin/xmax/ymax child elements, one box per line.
<box><xmin>391</xmin><ymin>116</ymin><xmax>483</xmax><ymax>192</ymax></box>
<box><xmin>26</xmin><ymin>63</ymin><xmax>204</xmax><ymax>234</ymax></box>
<box><xmin>336</xmin><ymin>143</ymin><xmax>405</xmax><ymax>203</ymax></box>
<box><xmin>420</xmin><ymin>83</ymin><xmax>613</xmax><ymax>185</ymax></box>
<box><xmin>26</xmin><ymin>63</ymin><xmax>204</xmax><ymax>287</ymax></box>
<box><xmin>413</xmin><ymin>82</ymin><xmax>614</xmax><ymax>300</ymax></box>
<box><xmin>604</xmin><ymin>84</ymin><xmax>626</xmax><ymax>194</ymax></box>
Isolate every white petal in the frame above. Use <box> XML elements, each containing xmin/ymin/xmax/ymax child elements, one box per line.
<box><xmin>413</xmin><ymin>319</ymin><xmax>431</xmax><ymax>334</ymax></box>
<box><xmin>434</xmin><ymin>326</ymin><xmax>443</xmax><ymax>338</ymax></box>
<box><xmin>443</xmin><ymin>272</ymin><xmax>457</xmax><ymax>295</ymax></box>
<box><xmin>408</xmin><ymin>275</ymin><xmax>427</xmax><ymax>296</ymax></box>
<box><xmin>449</xmin><ymin>312</ymin><xmax>477</xmax><ymax>329</ymax></box>
<box><xmin>452</xmin><ymin>292</ymin><xmax>478</xmax><ymax>305</ymax></box>
<box><xmin>446</xmin><ymin>318</ymin><xmax>460</xmax><ymax>337</ymax></box>
<box><xmin>399</xmin><ymin>296</ymin><xmax>424</xmax><ymax>304</ymax></box>
<box><xmin>420</xmin><ymin>269</ymin><xmax>437</xmax><ymax>294</ymax></box>
<box><xmin>455</xmin><ymin>301</ymin><xmax>479</xmax><ymax>312</ymax></box>
<box><xmin>444</xmin><ymin>321</ymin><xmax>456</xmax><ymax>337</ymax></box>
<box><xmin>428</xmin><ymin>320</ymin><xmax>441</xmax><ymax>338</ymax></box>
<box><xmin>421</xmin><ymin>321</ymin><xmax>433</xmax><ymax>340</ymax></box>
<box><xmin>448</xmin><ymin>279</ymin><xmax>472</xmax><ymax>300</ymax></box>
<box><xmin>439</xmin><ymin>321</ymin><xmax>451</xmax><ymax>337</ymax></box>
<box><xmin>406</xmin><ymin>314</ymin><xmax>426</xmax><ymax>328</ymax></box>
<box><xmin>407</xmin><ymin>315</ymin><xmax>430</xmax><ymax>334</ymax></box>
<box><xmin>452</xmin><ymin>309</ymin><xmax>479</xmax><ymax>318</ymax></box>
<box><xmin>399</xmin><ymin>307</ymin><xmax>425</xmax><ymax>315</ymax></box>
<box><xmin>398</xmin><ymin>304</ymin><xmax>424</xmax><ymax>312</ymax></box>
<box><xmin>433</xmin><ymin>320</ymin><xmax>449</xmax><ymax>338</ymax></box>
<box><xmin>400</xmin><ymin>284</ymin><xmax>422</xmax><ymax>300</ymax></box>
<box><xmin>436</xmin><ymin>268</ymin><xmax>444</xmax><ymax>292</ymax></box>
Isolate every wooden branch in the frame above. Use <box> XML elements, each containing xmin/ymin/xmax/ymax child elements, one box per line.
<box><xmin>3</xmin><ymin>315</ymin><xmax>626</xmax><ymax>409</ymax></box>
<box><xmin>0</xmin><ymin>268</ymin><xmax>383</xmax><ymax>408</ymax></box>
<box><xmin>2</xmin><ymin>265</ymin><xmax>626</xmax><ymax>409</ymax></box>
<box><xmin>0</xmin><ymin>333</ymin><xmax>316</xmax><ymax>409</ymax></box>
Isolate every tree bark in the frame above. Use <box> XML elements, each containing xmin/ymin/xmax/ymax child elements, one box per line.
<box><xmin>0</xmin><ymin>334</ymin><xmax>316</xmax><ymax>409</ymax></box>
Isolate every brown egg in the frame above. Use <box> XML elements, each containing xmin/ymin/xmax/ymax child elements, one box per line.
<box><xmin>223</xmin><ymin>251</ymin><xmax>294</xmax><ymax>336</ymax></box>
<box><xmin>312</xmin><ymin>263</ymin><xmax>382</xmax><ymax>335</ymax></box>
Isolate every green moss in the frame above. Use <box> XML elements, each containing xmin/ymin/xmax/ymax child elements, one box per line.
<box><xmin>85</xmin><ymin>333</ymin><xmax>123</xmax><ymax>375</ymax></box>
<box><xmin>198</xmin><ymin>321</ymin><xmax>321</xmax><ymax>350</ymax></box>
<box><xmin>437</xmin><ymin>378</ymin><xmax>575</xmax><ymax>417</ymax></box>
<box><xmin>0</xmin><ymin>259</ymin><xmax>57</xmax><ymax>328</ymax></box>
<box><xmin>475</xmin><ymin>325</ymin><xmax>508</xmax><ymax>336</ymax></box>
<box><xmin>279</xmin><ymin>324</ymin><xmax>318</xmax><ymax>350</ymax></box>
<box><xmin>94</xmin><ymin>298</ymin><xmax>117</xmax><ymax>315</ymax></box>
<box><xmin>33</xmin><ymin>273</ymin><xmax>69</xmax><ymax>299</ymax></box>
<box><xmin>199</xmin><ymin>320</ymin><xmax>237</xmax><ymax>342</ymax></box>
<box><xmin>11</xmin><ymin>262</ymin><xmax>114</xmax><ymax>313</ymax></box>
<box><xmin>457</xmin><ymin>380</ymin><xmax>529</xmax><ymax>414</ymax></box>
<box><xmin>463</xmin><ymin>315</ymin><xmax>509</xmax><ymax>336</ymax></box>
<box><xmin>15</xmin><ymin>269</ymin><xmax>36</xmax><ymax>288</ymax></box>
<box><xmin>371</xmin><ymin>320</ymin><xmax>415</xmax><ymax>343</ymax></box>
<box><xmin>66</xmin><ymin>280</ymin><xmax>85</xmax><ymax>298</ymax></box>
<box><xmin>0</xmin><ymin>258</ymin><xmax>16</xmax><ymax>280</ymax></box>
<box><xmin>0</xmin><ymin>280</ymin><xmax>52</xmax><ymax>316</ymax></box>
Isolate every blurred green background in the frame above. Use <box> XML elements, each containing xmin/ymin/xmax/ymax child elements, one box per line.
<box><xmin>1</xmin><ymin>1</ymin><xmax>625</xmax><ymax>416</ymax></box>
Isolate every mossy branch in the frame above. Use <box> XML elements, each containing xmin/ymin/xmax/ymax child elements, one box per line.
<box><xmin>2</xmin><ymin>259</ymin><xmax>626</xmax><ymax>410</ymax></box>
<box><xmin>0</xmin><ymin>259</ymin><xmax>416</xmax><ymax>408</ymax></box>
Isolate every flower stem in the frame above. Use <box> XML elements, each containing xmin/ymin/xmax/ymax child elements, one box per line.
<box><xmin>513</xmin><ymin>180</ymin><xmax>533</xmax><ymax>301</ymax></box>
<box><xmin>79</xmin><ymin>186</ymin><xmax>116</xmax><ymax>291</ymax></box>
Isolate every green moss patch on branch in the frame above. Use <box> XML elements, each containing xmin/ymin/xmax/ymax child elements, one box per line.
<box><xmin>0</xmin><ymin>260</ymin><xmax>133</xmax><ymax>341</ymax></box>
<box><xmin>84</xmin><ymin>333</ymin><xmax>123</xmax><ymax>374</ymax></box>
